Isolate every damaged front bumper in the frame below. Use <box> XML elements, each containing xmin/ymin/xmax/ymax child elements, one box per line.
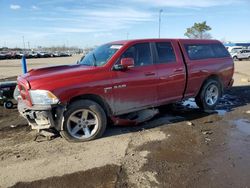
<box><xmin>18</xmin><ymin>99</ymin><xmax>65</xmax><ymax>131</ymax></box>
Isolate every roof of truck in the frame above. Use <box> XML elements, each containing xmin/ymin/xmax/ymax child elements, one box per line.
<box><xmin>110</xmin><ymin>38</ymin><xmax>220</xmax><ymax>45</ymax></box>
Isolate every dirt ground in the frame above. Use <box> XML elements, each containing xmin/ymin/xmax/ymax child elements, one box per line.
<box><xmin>0</xmin><ymin>59</ymin><xmax>250</xmax><ymax>188</ymax></box>
<box><xmin>0</xmin><ymin>55</ymin><xmax>82</xmax><ymax>79</ymax></box>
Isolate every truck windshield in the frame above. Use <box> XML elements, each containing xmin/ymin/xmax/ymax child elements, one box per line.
<box><xmin>79</xmin><ymin>44</ymin><xmax>123</xmax><ymax>66</ymax></box>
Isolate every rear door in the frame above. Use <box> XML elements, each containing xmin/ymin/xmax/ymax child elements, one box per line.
<box><xmin>242</xmin><ymin>50</ymin><xmax>250</xmax><ymax>59</ymax></box>
<box><xmin>112</xmin><ymin>42</ymin><xmax>158</xmax><ymax>115</ymax></box>
<box><xmin>246</xmin><ymin>50</ymin><xmax>250</xmax><ymax>59</ymax></box>
<box><xmin>238</xmin><ymin>50</ymin><xmax>245</xmax><ymax>59</ymax></box>
<box><xmin>154</xmin><ymin>41</ymin><xmax>186</xmax><ymax>104</ymax></box>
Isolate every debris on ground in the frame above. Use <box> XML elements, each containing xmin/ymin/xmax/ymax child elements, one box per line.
<box><xmin>202</xmin><ymin>130</ymin><xmax>213</xmax><ymax>135</ymax></box>
<box><xmin>34</xmin><ymin>130</ymin><xmax>58</xmax><ymax>142</ymax></box>
<box><xmin>10</xmin><ymin>124</ymin><xmax>17</xmax><ymax>128</ymax></box>
<box><xmin>205</xmin><ymin>137</ymin><xmax>212</xmax><ymax>144</ymax></box>
<box><xmin>15</xmin><ymin>155</ymin><xmax>21</xmax><ymax>158</ymax></box>
<box><xmin>186</xmin><ymin>121</ymin><xmax>194</xmax><ymax>126</ymax></box>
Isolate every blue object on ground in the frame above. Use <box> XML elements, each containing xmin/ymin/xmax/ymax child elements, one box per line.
<box><xmin>21</xmin><ymin>55</ymin><xmax>27</xmax><ymax>74</ymax></box>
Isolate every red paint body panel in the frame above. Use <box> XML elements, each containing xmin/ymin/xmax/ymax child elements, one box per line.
<box><xmin>155</xmin><ymin>40</ymin><xmax>186</xmax><ymax>104</ymax></box>
<box><xmin>178</xmin><ymin>39</ymin><xmax>234</xmax><ymax>98</ymax></box>
<box><xmin>17</xmin><ymin>38</ymin><xmax>234</xmax><ymax>117</ymax></box>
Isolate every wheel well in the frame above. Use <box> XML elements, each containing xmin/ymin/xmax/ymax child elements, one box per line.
<box><xmin>197</xmin><ymin>75</ymin><xmax>223</xmax><ymax>97</ymax></box>
<box><xmin>69</xmin><ymin>94</ymin><xmax>112</xmax><ymax>116</ymax></box>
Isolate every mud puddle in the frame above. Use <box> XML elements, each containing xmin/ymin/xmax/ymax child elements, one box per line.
<box><xmin>179</xmin><ymin>94</ymin><xmax>241</xmax><ymax>117</ymax></box>
<box><xmin>215</xmin><ymin>109</ymin><xmax>228</xmax><ymax>116</ymax></box>
<box><xmin>234</xmin><ymin>119</ymin><xmax>250</xmax><ymax>135</ymax></box>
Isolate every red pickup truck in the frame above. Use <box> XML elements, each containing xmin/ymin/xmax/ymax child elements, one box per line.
<box><xmin>17</xmin><ymin>39</ymin><xmax>234</xmax><ymax>142</ymax></box>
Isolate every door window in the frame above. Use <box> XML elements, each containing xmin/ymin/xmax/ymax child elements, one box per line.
<box><xmin>155</xmin><ymin>42</ymin><xmax>176</xmax><ymax>63</ymax></box>
<box><xmin>121</xmin><ymin>43</ymin><xmax>152</xmax><ymax>67</ymax></box>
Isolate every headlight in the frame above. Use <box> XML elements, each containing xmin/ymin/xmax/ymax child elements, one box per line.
<box><xmin>29</xmin><ymin>90</ymin><xmax>59</xmax><ymax>105</ymax></box>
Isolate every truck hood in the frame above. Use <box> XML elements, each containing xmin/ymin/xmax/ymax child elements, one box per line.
<box><xmin>22</xmin><ymin>64</ymin><xmax>98</xmax><ymax>89</ymax></box>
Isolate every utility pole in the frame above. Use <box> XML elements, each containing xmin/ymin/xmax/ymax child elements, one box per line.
<box><xmin>126</xmin><ymin>32</ymin><xmax>130</xmax><ymax>40</ymax></box>
<box><xmin>22</xmin><ymin>36</ymin><xmax>25</xmax><ymax>50</ymax></box>
<box><xmin>158</xmin><ymin>9</ymin><xmax>163</xmax><ymax>38</ymax></box>
<box><xmin>28</xmin><ymin>41</ymin><xmax>30</xmax><ymax>50</ymax></box>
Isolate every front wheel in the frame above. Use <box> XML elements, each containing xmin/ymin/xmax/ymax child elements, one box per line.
<box><xmin>61</xmin><ymin>100</ymin><xmax>107</xmax><ymax>142</ymax></box>
<box><xmin>233</xmin><ymin>56</ymin><xmax>238</xmax><ymax>61</ymax></box>
<box><xmin>195</xmin><ymin>79</ymin><xmax>222</xmax><ymax>111</ymax></box>
<box><xmin>4</xmin><ymin>101</ymin><xmax>13</xmax><ymax>109</ymax></box>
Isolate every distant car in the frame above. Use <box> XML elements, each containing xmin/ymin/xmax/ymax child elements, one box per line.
<box><xmin>52</xmin><ymin>52</ymin><xmax>60</xmax><ymax>57</ymax></box>
<box><xmin>0</xmin><ymin>53</ymin><xmax>6</xmax><ymax>60</ymax></box>
<box><xmin>232</xmin><ymin>49</ymin><xmax>250</xmax><ymax>61</ymax></box>
<box><xmin>0</xmin><ymin>81</ymin><xmax>17</xmax><ymax>109</ymax></box>
<box><xmin>58</xmin><ymin>52</ymin><xmax>70</xmax><ymax>57</ymax></box>
<box><xmin>28</xmin><ymin>51</ymin><xmax>39</xmax><ymax>58</ymax></box>
<box><xmin>2</xmin><ymin>52</ymin><xmax>12</xmax><ymax>59</ymax></box>
<box><xmin>227</xmin><ymin>46</ymin><xmax>243</xmax><ymax>54</ymax></box>
<box><xmin>37</xmin><ymin>52</ymin><xmax>51</xmax><ymax>58</ymax></box>
<box><xmin>15</xmin><ymin>52</ymin><xmax>24</xmax><ymax>59</ymax></box>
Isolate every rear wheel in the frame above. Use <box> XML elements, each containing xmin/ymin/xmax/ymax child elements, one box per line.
<box><xmin>195</xmin><ymin>79</ymin><xmax>222</xmax><ymax>111</ymax></box>
<box><xmin>61</xmin><ymin>100</ymin><xmax>107</xmax><ymax>142</ymax></box>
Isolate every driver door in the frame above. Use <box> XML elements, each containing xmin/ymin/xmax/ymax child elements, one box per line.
<box><xmin>112</xmin><ymin>42</ymin><xmax>158</xmax><ymax>115</ymax></box>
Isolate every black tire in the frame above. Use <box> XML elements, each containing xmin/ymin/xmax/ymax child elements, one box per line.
<box><xmin>4</xmin><ymin>101</ymin><xmax>13</xmax><ymax>109</ymax></box>
<box><xmin>195</xmin><ymin>79</ymin><xmax>222</xmax><ymax>111</ymax></box>
<box><xmin>61</xmin><ymin>100</ymin><xmax>107</xmax><ymax>142</ymax></box>
<box><xmin>233</xmin><ymin>56</ymin><xmax>238</xmax><ymax>61</ymax></box>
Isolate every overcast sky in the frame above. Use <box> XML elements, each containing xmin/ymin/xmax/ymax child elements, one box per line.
<box><xmin>1</xmin><ymin>0</ymin><xmax>250</xmax><ymax>48</ymax></box>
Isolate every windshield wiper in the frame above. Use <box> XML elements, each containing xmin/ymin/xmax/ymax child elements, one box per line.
<box><xmin>92</xmin><ymin>53</ymin><xmax>97</xmax><ymax>67</ymax></box>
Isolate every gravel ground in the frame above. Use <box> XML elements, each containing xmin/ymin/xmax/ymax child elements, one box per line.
<box><xmin>0</xmin><ymin>58</ymin><xmax>250</xmax><ymax>188</ymax></box>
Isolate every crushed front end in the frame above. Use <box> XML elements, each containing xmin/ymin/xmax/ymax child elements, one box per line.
<box><xmin>17</xmin><ymin>76</ymin><xmax>64</xmax><ymax>131</ymax></box>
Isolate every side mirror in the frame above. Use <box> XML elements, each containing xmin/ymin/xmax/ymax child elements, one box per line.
<box><xmin>113</xmin><ymin>58</ymin><xmax>135</xmax><ymax>71</ymax></box>
<box><xmin>121</xmin><ymin>58</ymin><xmax>134</xmax><ymax>69</ymax></box>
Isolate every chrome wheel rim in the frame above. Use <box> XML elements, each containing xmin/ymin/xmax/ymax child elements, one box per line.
<box><xmin>205</xmin><ymin>84</ymin><xmax>219</xmax><ymax>106</ymax></box>
<box><xmin>66</xmin><ymin>109</ymin><xmax>99</xmax><ymax>139</ymax></box>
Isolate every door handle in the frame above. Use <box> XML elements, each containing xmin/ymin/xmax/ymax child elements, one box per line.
<box><xmin>144</xmin><ymin>72</ymin><xmax>156</xmax><ymax>76</ymax></box>
<box><xmin>174</xmin><ymin>68</ymin><xmax>183</xmax><ymax>73</ymax></box>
